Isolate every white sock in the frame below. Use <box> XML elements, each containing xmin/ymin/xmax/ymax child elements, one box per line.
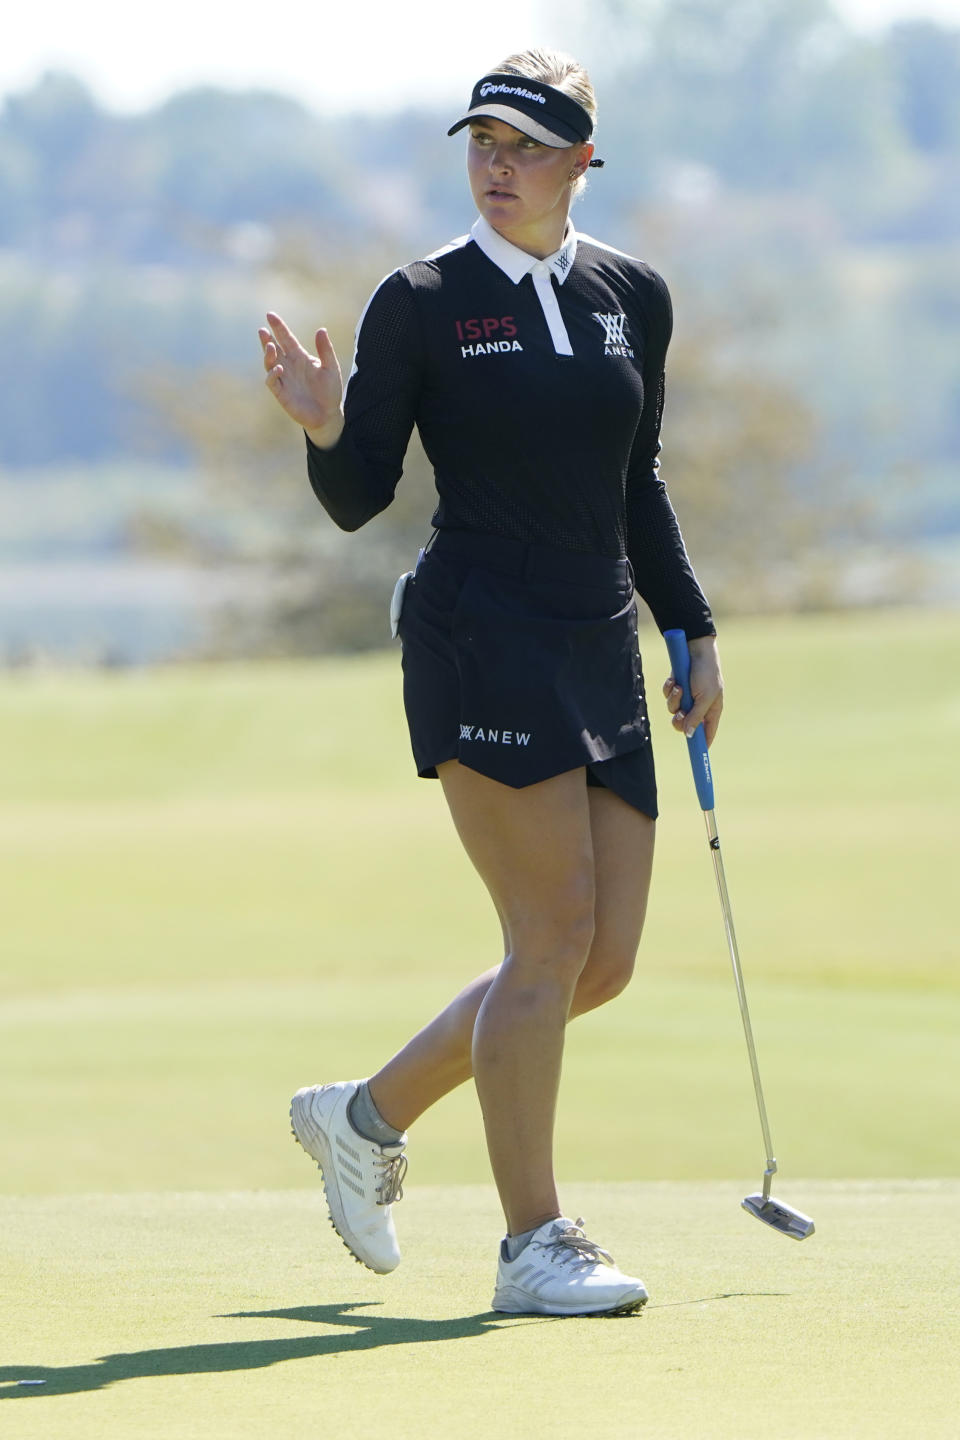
<box><xmin>347</xmin><ymin>1081</ymin><xmax>405</xmax><ymax>1145</ymax></box>
<box><xmin>502</xmin><ymin>1225</ymin><xmax>542</xmax><ymax>1262</ymax></box>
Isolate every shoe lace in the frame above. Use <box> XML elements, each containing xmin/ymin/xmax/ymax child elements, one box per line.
<box><xmin>538</xmin><ymin>1217</ymin><xmax>614</xmax><ymax>1270</ymax></box>
<box><xmin>374</xmin><ymin>1150</ymin><xmax>407</xmax><ymax>1206</ymax></box>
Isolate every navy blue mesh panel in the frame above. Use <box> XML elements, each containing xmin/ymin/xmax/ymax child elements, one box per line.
<box><xmin>307</xmin><ymin>231</ymin><xmax>714</xmax><ymax>636</ymax></box>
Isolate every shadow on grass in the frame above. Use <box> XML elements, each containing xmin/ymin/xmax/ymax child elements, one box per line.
<box><xmin>1</xmin><ymin>1291</ymin><xmax>782</xmax><ymax>1397</ymax></box>
<box><xmin>0</xmin><ymin>1301</ymin><xmax>537</xmax><ymax>1398</ymax></box>
<box><xmin>648</xmin><ymin>1292</ymin><xmax>789</xmax><ymax>1310</ymax></box>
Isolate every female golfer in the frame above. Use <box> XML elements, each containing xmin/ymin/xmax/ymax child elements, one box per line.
<box><xmin>259</xmin><ymin>49</ymin><xmax>723</xmax><ymax>1317</ymax></box>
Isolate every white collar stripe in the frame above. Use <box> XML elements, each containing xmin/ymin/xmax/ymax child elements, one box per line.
<box><xmin>532</xmin><ymin>270</ymin><xmax>573</xmax><ymax>356</ymax></box>
<box><xmin>470</xmin><ymin>216</ymin><xmax>577</xmax><ymax>356</ymax></box>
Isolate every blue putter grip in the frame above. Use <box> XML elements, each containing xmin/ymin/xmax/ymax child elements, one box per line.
<box><xmin>663</xmin><ymin>629</ymin><xmax>715</xmax><ymax>812</ymax></box>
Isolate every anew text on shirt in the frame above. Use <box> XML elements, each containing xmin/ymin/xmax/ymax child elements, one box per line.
<box><xmin>592</xmin><ymin>311</ymin><xmax>634</xmax><ymax>357</ymax></box>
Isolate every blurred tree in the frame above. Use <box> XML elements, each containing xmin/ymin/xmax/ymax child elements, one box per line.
<box><xmin>1</xmin><ymin>0</ymin><xmax>956</xmax><ymax>632</ymax></box>
<box><xmin>662</xmin><ymin>319</ymin><xmax>856</xmax><ymax>612</ymax></box>
<box><xmin>133</xmin><ymin>238</ymin><xmax>438</xmax><ymax>654</ymax></box>
<box><xmin>1</xmin><ymin>72</ymin><xmax>101</xmax><ymax>207</ymax></box>
<box><xmin>134</xmin><ymin>227</ymin><xmax>860</xmax><ymax>653</ymax></box>
<box><xmin>886</xmin><ymin>21</ymin><xmax>960</xmax><ymax>154</ymax></box>
<box><xmin>597</xmin><ymin>0</ymin><xmax>911</xmax><ymax>200</ymax></box>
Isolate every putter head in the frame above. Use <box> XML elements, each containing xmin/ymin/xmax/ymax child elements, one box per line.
<box><xmin>742</xmin><ymin>1193</ymin><xmax>815</xmax><ymax>1240</ymax></box>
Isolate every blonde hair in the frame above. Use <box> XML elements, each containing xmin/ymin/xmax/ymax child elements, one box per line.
<box><xmin>492</xmin><ymin>49</ymin><xmax>597</xmax><ymax>198</ymax></box>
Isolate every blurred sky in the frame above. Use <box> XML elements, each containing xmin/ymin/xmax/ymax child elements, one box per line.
<box><xmin>5</xmin><ymin>0</ymin><xmax>960</xmax><ymax>116</ymax></box>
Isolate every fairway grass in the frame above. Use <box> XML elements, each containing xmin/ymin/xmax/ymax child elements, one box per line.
<box><xmin>1</xmin><ymin>611</ymin><xmax>957</xmax><ymax>1435</ymax></box>
<box><xmin>0</xmin><ymin>607</ymin><xmax>955</xmax><ymax>997</ymax></box>
<box><xmin>2</xmin><ymin>1182</ymin><xmax>958</xmax><ymax>1440</ymax></box>
<box><xmin>2</xmin><ymin>974</ymin><xmax>958</xmax><ymax>1192</ymax></box>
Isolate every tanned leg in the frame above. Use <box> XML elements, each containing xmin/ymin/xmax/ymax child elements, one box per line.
<box><xmin>369</xmin><ymin>784</ymin><xmax>655</xmax><ymax>1142</ymax></box>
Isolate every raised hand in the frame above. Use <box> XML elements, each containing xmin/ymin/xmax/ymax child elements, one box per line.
<box><xmin>258</xmin><ymin>311</ymin><xmax>345</xmax><ymax>448</ymax></box>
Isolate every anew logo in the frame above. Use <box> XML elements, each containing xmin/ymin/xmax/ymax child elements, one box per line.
<box><xmin>456</xmin><ymin>316</ymin><xmax>523</xmax><ymax>358</ymax></box>
<box><xmin>460</xmin><ymin>724</ymin><xmax>532</xmax><ymax>746</ymax></box>
<box><xmin>592</xmin><ymin>311</ymin><xmax>634</xmax><ymax>357</ymax></box>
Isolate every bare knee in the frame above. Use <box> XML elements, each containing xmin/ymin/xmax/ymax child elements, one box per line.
<box><xmin>574</xmin><ymin>940</ymin><xmax>639</xmax><ymax>1013</ymax></box>
<box><xmin>506</xmin><ymin>874</ymin><xmax>596</xmax><ymax>984</ymax></box>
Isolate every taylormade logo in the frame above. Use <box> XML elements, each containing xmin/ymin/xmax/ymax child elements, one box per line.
<box><xmin>479</xmin><ymin>82</ymin><xmax>546</xmax><ymax>105</ymax></box>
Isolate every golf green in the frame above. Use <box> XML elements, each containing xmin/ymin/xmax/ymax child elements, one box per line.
<box><xmin>1</xmin><ymin>609</ymin><xmax>956</xmax><ymax>1436</ymax></box>
<box><xmin>2</xmin><ymin>1183</ymin><xmax>958</xmax><ymax>1439</ymax></box>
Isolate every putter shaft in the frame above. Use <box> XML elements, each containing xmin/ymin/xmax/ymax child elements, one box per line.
<box><xmin>662</xmin><ymin>628</ymin><xmax>813</xmax><ymax>1238</ymax></box>
<box><xmin>703</xmin><ymin>808</ymin><xmax>777</xmax><ymax>1202</ymax></box>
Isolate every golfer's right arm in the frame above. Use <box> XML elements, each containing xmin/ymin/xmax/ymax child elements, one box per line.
<box><xmin>259</xmin><ymin>274</ymin><xmax>422</xmax><ymax>531</ymax></box>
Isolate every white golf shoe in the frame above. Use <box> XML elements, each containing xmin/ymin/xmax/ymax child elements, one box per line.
<box><xmin>290</xmin><ymin>1080</ymin><xmax>407</xmax><ymax>1275</ymax></box>
<box><xmin>492</xmin><ymin>1216</ymin><xmax>648</xmax><ymax>1316</ymax></box>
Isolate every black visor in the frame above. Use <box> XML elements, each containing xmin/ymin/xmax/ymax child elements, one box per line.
<box><xmin>447</xmin><ymin>73</ymin><xmax>594</xmax><ymax>149</ymax></box>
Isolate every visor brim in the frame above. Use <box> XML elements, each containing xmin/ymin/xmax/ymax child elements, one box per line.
<box><xmin>447</xmin><ymin>105</ymin><xmax>582</xmax><ymax>148</ymax></box>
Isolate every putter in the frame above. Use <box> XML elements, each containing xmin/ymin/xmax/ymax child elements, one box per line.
<box><xmin>663</xmin><ymin>629</ymin><xmax>815</xmax><ymax>1241</ymax></box>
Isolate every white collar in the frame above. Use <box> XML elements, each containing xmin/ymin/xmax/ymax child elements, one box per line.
<box><xmin>470</xmin><ymin>215</ymin><xmax>578</xmax><ymax>287</ymax></box>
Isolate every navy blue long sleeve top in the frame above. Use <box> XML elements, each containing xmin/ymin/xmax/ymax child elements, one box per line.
<box><xmin>306</xmin><ymin>216</ymin><xmax>714</xmax><ymax>638</ymax></box>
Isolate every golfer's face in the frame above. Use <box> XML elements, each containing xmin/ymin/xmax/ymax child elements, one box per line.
<box><xmin>467</xmin><ymin>119</ymin><xmax>578</xmax><ymax>239</ymax></box>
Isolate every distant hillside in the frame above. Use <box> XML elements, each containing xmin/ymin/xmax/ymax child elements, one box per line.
<box><xmin>0</xmin><ymin>0</ymin><xmax>957</xmax><ymax>522</ymax></box>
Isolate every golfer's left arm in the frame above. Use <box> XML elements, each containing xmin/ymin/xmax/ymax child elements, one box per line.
<box><xmin>664</xmin><ymin>636</ymin><xmax>724</xmax><ymax>747</ymax></box>
<box><xmin>622</xmin><ymin>274</ymin><xmax>724</xmax><ymax>748</ymax></box>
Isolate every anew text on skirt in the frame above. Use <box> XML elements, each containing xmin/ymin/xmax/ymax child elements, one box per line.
<box><xmin>397</xmin><ymin>530</ymin><xmax>658</xmax><ymax>818</ymax></box>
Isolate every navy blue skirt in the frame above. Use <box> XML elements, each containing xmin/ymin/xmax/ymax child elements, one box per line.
<box><xmin>397</xmin><ymin>530</ymin><xmax>658</xmax><ymax>819</ymax></box>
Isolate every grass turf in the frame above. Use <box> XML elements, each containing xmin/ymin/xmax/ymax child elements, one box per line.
<box><xmin>0</xmin><ymin>609</ymin><xmax>956</xmax><ymax>1194</ymax></box>
<box><xmin>2</xmin><ymin>974</ymin><xmax>958</xmax><ymax>1192</ymax></box>
<box><xmin>0</xmin><ymin>609</ymin><xmax>957</xmax><ymax>1435</ymax></box>
<box><xmin>2</xmin><ymin>1183</ymin><xmax>959</xmax><ymax>1440</ymax></box>
<box><xmin>0</xmin><ymin>607</ymin><xmax>955</xmax><ymax>999</ymax></box>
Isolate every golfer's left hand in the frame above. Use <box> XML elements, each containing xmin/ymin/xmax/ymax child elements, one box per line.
<box><xmin>663</xmin><ymin>635</ymin><xmax>724</xmax><ymax>747</ymax></box>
